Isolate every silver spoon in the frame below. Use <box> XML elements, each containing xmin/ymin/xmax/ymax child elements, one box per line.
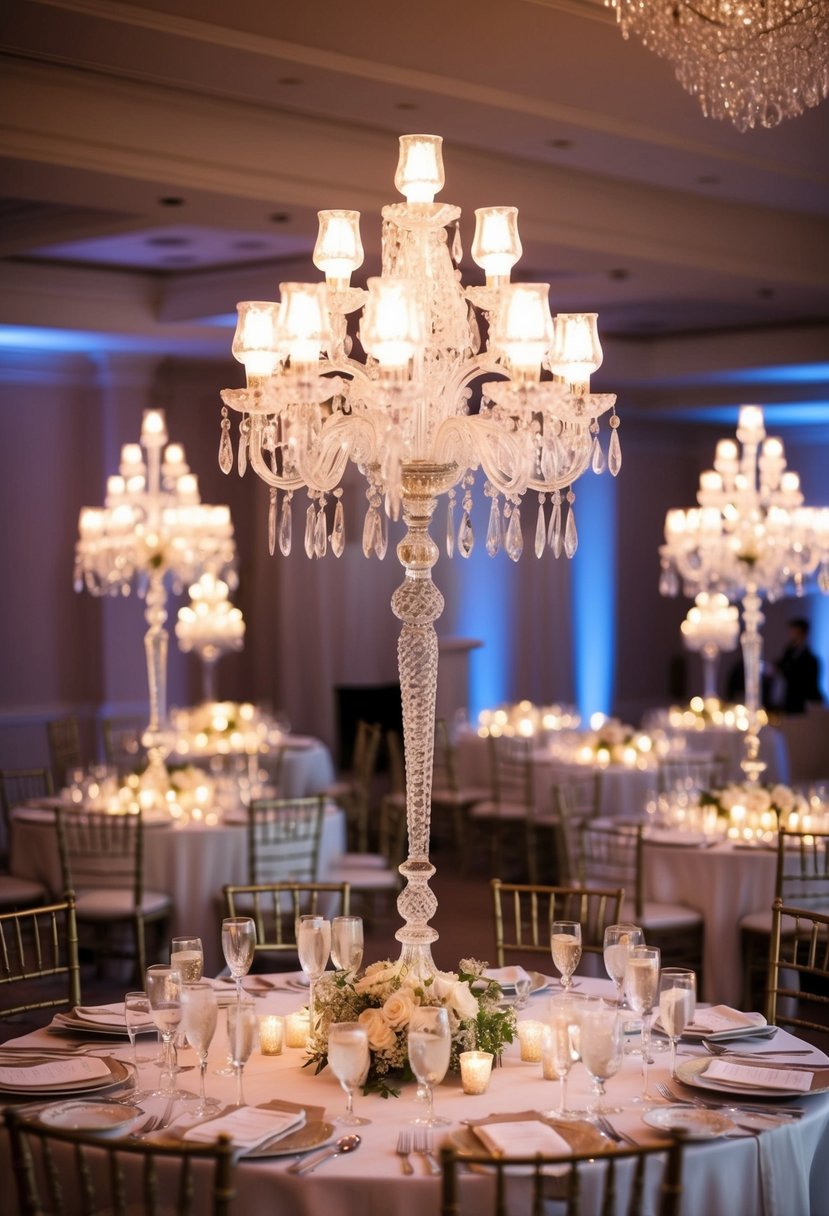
<box><xmin>288</xmin><ymin>1134</ymin><xmax>361</xmax><ymax>1175</ymax></box>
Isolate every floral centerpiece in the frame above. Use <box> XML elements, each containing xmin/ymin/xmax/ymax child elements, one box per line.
<box><xmin>571</xmin><ymin>717</ymin><xmax>657</xmax><ymax>768</ymax></box>
<box><xmin>699</xmin><ymin>781</ymin><xmax>818</xmax><ymax>842</ymax></box>
<box><xmin>305</xmin><ymin>958</ymin><xmax>516</xmax><ymax>1098</ymax></box>
<box><xmin>666</xmin><ymin>697</ymin><xmax>766</xmax><ymax>732</ymax></box>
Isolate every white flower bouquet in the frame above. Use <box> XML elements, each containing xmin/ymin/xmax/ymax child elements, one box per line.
<box><xmin>700</xmin><ymin>781</ymin><xmax>809</xmax><ymax>824</ymax></box>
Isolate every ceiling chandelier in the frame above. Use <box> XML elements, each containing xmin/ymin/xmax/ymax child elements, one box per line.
<box><xmin>219</xmin><ymin>134</ymin><xmax>619</xmax><ymax>975</ymax></box>
<box><xmin>606</xmin><ymin>0</ymin><xmax>829</xmax><ymax>131</ymax></box>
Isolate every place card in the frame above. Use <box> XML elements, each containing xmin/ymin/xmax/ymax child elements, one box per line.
<box><xmin>0</xmin><ymin>1057</ymin><xmax>111</xmax><ymax>1088</ymax></box>
<box><xmin>703</xmin><ymin>1060</ymin><xmax>814</xmax><ymax>1092</ymax></box>
<box><xmin>184</xmin><ymin>1105</ymin><xmax>306</xmax><ymax>1150</ymax></box>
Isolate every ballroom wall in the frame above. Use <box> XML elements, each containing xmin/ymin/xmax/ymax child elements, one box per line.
<box><xmin>1</xmin><ymin>349</ymin><xmax>827</xmax><ymax>768</ymax></box>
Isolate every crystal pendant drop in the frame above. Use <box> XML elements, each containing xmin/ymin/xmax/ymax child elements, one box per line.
<box><xmin>505</xmin><ymin>504</ymin><xmax>523</xmax><ymax>562</ymax></box>
<box><xmin>541</xmin><ymin>443</ymin><xmax>557</xmax><ymax>484</ymax></box>
<box><xmin>446</xmin><ymin>498</ymin><xmax>456</xmax><ymax>557</ymax></box>
<box><xmin>374</xmin><ymin>510</ymin><xmax>388</xmax><ymax>560</ymax></box>
<box><xmin>362</xmin><ymin>508</ymin><xmax>376</xmax><ymax>558</ymax></box>
<box><xmin>278</xmin><ymin>497</ymin><xmax>292</xmax><ymax>556</ymax></box>
<box><xmin>548</xmin><ymin>496</ymin><xmax>563</xmax><ymax>558</ymax></box>
<box><xmin>331</xmin><ymin>498</ymin><xmax>345</xmax><ymax>558</ymax></box>
<box><xmin>268</xmin><ymin>489</ymin><xmax>277</xmax><ymax>556</ymax></box>
<box><xmin>564</xmin><ymin>505</ymin><xmax>578</xmax><ymax>558</ymax></box>
<box><xmin>659</xmin><ymin>566</ymin><xmax>679</xmax><ymax>597</ymax></box>
<box><xmin>486</xmin><ymin>497</ymin><xmax>503</xmax><ymax>557</ymax></box>
<box><xmin>451</xmin><ymin>223</ymin><xmax>463</xmax><ymax>264</ymax></box>
<box><xmin>237</xmin><ymin>427</ymin><xmax>248</xmax><ymax>477</ymax></box>
<box><xmin>608</xmin><ymin>427</ymin><xmax>622</xmax><ymax>476</ymax></box>
<box><xmin>534</xmin><ymin>500</ymin><xmax>546</xmax><ymax>558</ymax></box>
<box><xmin>467</xmin><ymin>304</ymin><xmax>481</xmax><ymax>355</ymax></box>
<box><xmin>218</xmin><ymin>411</ymin><xmax>233</xmax><ymax>475</ymax></box>
<box><xmin>591</xmin><ymin>435</ymin><xmax>606</xmax><ymax>475</ymax></box>
<box><xmin>314</xmin><ymin>506</ymin><xmax>328</xmax><ymax>558</ymax></box>
<box><xmin>458</xmin><ymin>511</ymin><xmax>474</xmax><ymax>558</ymax></box>
<box><xmin>304</xmin><ymin>503</ymin><xmax>316</xmax><ymax>559</ymax></box>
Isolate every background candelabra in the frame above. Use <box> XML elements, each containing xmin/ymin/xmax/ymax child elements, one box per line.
<box><xmin>75</xmin><ymin>409</ymin><xmax>237</xmax><ymax>800</ymax></box>
<box><xmin>659</xmin><ymin>405</ymin><xmax>829</xmax><ymax>782</ymax></box>
<box><xmin>680</xmin><ymin>592</ymin><xmax>740</xmax><ymax>701</ymax></box>
<box><xmin>176</xmin><ymin>572</ymin><xmax>245</xmax><ymax>704</ymax></box>
<box><xmin>219</xmin><ymin>133</ymin><xmax>619</xmax><ymax>974</ymax></box>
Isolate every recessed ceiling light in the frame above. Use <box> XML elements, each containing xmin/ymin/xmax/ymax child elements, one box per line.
<box><xmin>269</xmin><ymin>212</ymin><xmax>291</xmax><ymax>224</ymax></box>
<box><xmin>158</xmin><ymin>196</ymin><xmax>184</xmax><ymax>207</ymax></box>
<box><xmin>547</xmin><ymin>138</ymin><xmax>574</xmax><ymax>150</ymax></box>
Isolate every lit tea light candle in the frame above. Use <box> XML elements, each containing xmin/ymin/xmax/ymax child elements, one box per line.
<box><xmin>541</xmin><ymin>1025</ymin><xmax>559</xmax><ymax>1080</ymax></box>
<box><xmin>285</xmin><ymin>1011</ymin><xmax>310</xmax><ymax>1048</ymax></box>
<box><xmin>259</xmin><ymin>1014</ymin><xmax>284</xmax><ymax>1055</ymax></box>
<box><xmin>517</xmin><ymin>1019</ymin><xmax>545</xmax><ymax>1062</ymax></box>
<box><xmin>459</xmin><ymin>1050</ymin><xmax>493</xmax><ymax>1095</ymax></box>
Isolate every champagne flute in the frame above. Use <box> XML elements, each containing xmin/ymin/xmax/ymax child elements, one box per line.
<box><xmin>550</xmin><ymin>921</ymin><xmax>582</xmax><ymax>991</ymax></box>
<box><xmin>580</xmin><ymin>1002</ymin><xmax>624</xmax><ymax>1115</ymax></box>
<box><xmin>227</xmin><ymin>999</ymin><xmax>258</xmax><ymax>1107</ymax></box>
<box><xmin>625</xmin><ymin>946</ymin><xmax>660</xmax><ymax>1102</ymax></box>
<box><xmin>171</xmin><ymin>936</ymin><xmax>204</xmax><ymax>983</ymax></box>
<box><xmin>407</xmin><ymin>1007</ymin><xmax>451</xmax><ymax>1127</ymax></box>
<box><xmin>181</xmin><ymin>981</ymin><xmax>220</xmax><ymax>1116</ymax></box>
<box><xmin>658</xmin><ymin>968</ymin><xmax>696</xmax><ymax>1078</ymax></box>
<box><xmin>123</xmin><ymin>990</ymin><xmax>155</xmax><ymax>1100</ymax></box>
<box><xmin>602</xmin><ymin>923</ymin><xmax>644</xmax><ymax>1007</ymax></box>
<box><xmin>222</xmin><ymin>917</ymin><xmax>256</xmax><ymax>1004</ymax></box>
<box><xmin>296</xmin><ymin>915</ymin><xmax>331</xmax><ymax>1031</ymax></box>
<box><xmin>330</xmin><ymin>916</ymin><xmax>364</xmax><ymax>974</ymax></box>
<box><xmin>145</xmin><ymin>964</ymin><xmax>187</xmax><ymax>1098</ymax></box>
<box><xmin>542</xmin><ymin>997</ymin><xmax>582</xmax><ymax>1121</ymax></box>
<box><xmin>327</xmin><ymin>1021</ymin><xmax>371</xmax><ymax>1125</ymax></box>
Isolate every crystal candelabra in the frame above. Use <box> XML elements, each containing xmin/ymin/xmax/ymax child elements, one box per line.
<box><xmin>606</xmin><ymin>0</ymin><xmax>829</xmax><ymax>132</ymax></box>
<box><xmin>659</xmin><ymin>405</ymin><xmax>829</xmax><ymax>782</ymax></box>
<box><xmin>218</xmin><ymin>134</ymin><xmax>620</xmax><ymax>975</ymax></box>
<box><xmin>74</xmin><ymin>409</ymin><xmax>237</xmax><ymax>801</ymax></box>
<box><xmin>176</xmin><ymin>572</ymin><xmax>245</xmax><ymax>703</ymax></box>
<box><xmin>681</xmin><ymin>591</ymin><xmax>740</xmax><ymax>701</ymax></box>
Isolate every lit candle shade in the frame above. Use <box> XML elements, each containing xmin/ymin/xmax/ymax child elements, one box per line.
<box><xmin>459</xmin><ymin>1050</ymin><xmax>493</xmax><ymax>1095</ymax></box>
<box><xmin>285</xmin><ymin>1010</ymin><xmax>310</xmax><ymax>1048</ymax></box>
<box><xmin>259</xmin><ymin>1015</ymin><xmax>284</xmax><ymax>1055</ymax></box>
<box><xmin>516</xmin><ymin>1019</ymin><xmax>545</xmax><ymax>1062</ymax></box>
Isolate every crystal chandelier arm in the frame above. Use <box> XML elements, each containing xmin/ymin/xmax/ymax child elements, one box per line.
<box><xmin>433</xmin><ymin>415</ymin><xmax>526</xmax><ymax>497</ymax></box>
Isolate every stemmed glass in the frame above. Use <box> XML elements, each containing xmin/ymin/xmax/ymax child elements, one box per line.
<box><xmin>407</xmin><ymin>1007</ymin><xmax>451</xmax><ymax>1127</ymax></box>
<box><xmin>124</xmin><ymin>990</ymin><xmax>155</xmax><ymax>1100</ymax></box>
<box><xmin>181</xmin><ymin>981</ymin><xmax>221</xmax><ymax>1116</ymax></box>
<box><xmin>221</xmin><ymin>917</ymin><xmax>256</xmax><ymax>1004</ymax></box>
<box><xmin>171</xmin><ymin>936</ymin><xmax>204</xmax><ymax>983</ymax></box>
<box><xmin>550</xmin><ymin>921</ymin><xmax>582</xmax><ymax>991</ymax></box>
<box><xmin>296</xmin><ymin>915</ymin><xmax>331</xmax><ymax>1030</ymax></box>
<box><xmin>145</xmin><ymin>964</ymin><xmax>189</xmax><ymax>1099</ymax></box>
<box><xmin>330</xmin><ymin>916</ymin><xmax>364</xmax><ymax>974</ymax></box>
<box><xmin>580</xmin><ymin>1002</ymin><xmax>625</xmax><ymax>1115</ymax></box>
<box><xmin>658</xmin><ymin>968</ymin><xmax>696</xmax><ymax>1078</ymax></box>
<box><xmin>227</xmin><ymin>1000</ymin><xmax>258</xmax><ymax>1107</ymax></box>
<box><xmin>603</xmin><ymin>923</ymin><xmax>644</xmax><ymax>1007</ymax></box>
<box><xmin>327</xmin><ymin>1021</ymin><xmax>371</xmax><ymax>1125</ymax></box>
<box><xmin>625</xmin><ymin>946</ymin><xmax>661</xmax><ymax>1102</ymax></box>
<box><xmin>542</xmin><ymin>995</ymin><xmax>582</xmax><ymax>1121</ymax></box>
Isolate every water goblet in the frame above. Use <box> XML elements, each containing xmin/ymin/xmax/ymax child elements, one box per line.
<box><xmin>542</xmin><ymin>995</ymin><xmax>582</xmax><ymax>1121</ymax></box>
<box><xmin>327</xmin><ymin>1021</ymin><xmax>371</xmax><ymax>1126</ymax></box>
<box><xmin>658</xmin><ymin>968</ymin><xmax>696</xmax><ymax>1078</ymax></box>
<box><xmin>603</xmin><ymin>923</ymin><xmax>644</xmax><ymax>1007</ymax></box>
<box><xmin>221</xmin><ymin>917</ymin><xmax>256</xmax><ymax>1004</ymax></box>
<box><xmin>330</xmin><ymin>916</ymin><xmax>364</xmax><ymax>974</ymax></box>
<box><xmin>171</xmin><ymin>936</ymin><xmax>204</xmax><ymax>984</ymax></box>
<box><xmin>227</xmin><ymin>999</ymin><xmax>258</xmax><ymax>1107</ymax></box>
<box><xmin>550</xmin><ymin>921</ymin><xmax>582</xmax><ymax>991</ymax></box>
<box><xmin>181</xmin><ymin>981</ymin><xmax>221</xmax><ymax>1115</ymax></box>
<box><xmin>580</xmin><ymin>1002</ymin><xmax>624</xmax><ymax>1115</ymax></box>
<box><xmin>625</xmin><ymin>946</ymin><xmax>661</xmax><ymax>1102</ymax></box>
<box><xmin>407</xmin><ymin>1007</ymin><xmax>451</xmax><ymax>1127</ymax></box>
<box><xmin>296</xmin><ymin>914</ymin><xmax>331</xmax><ymax>1030</ymax></box>
<box><xmin>123</xmin><ymin>990</ymin><xmax>155</xmax><ymax>1100</ymax></box>
<box><xmin>145</xmin><ymin>964</ymin><xmax>188</xmax><ymax>1099</ymax></box>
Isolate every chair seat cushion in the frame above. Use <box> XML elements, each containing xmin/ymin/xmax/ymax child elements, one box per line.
<box><xmin>740</xmin><ymin>910</ymin><xmax>820</xmax><ymax>937</ymax></box>
<box><xmin>0</xmin><ymin>875</ymin><xmax>47</xmax><ymax>907</ymax></box>
<box><xmin>74</xmin><ymin>888</ymin><xmax>172</xmax><ymax>919</ymax></box>
<box><xmin>623</xmin><ymin>899</ymin><xmax>703</xmax><ymax>930</ymax></box>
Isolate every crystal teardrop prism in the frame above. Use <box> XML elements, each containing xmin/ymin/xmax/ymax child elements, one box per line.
<box><xmin>446</xmin><ymin>498</ymin><xmax>456</xmax><ymax>557</ymax></box>
<box><xmin>374</xmin><ymin>510</ymin><xmax>388</xmax><ymax>560</ymax></box>
<box><xmin>608</xmin><ymin>428</ymin><xmax>622</xmax><ymax>476</ymax></box>
<box><xmin>659</xmin><ymin>566</ymin><xmax>679</xmax><ymax>597</ymax></box>
<box><xmin>314</xmin><ymin>506</ymin><xmax>328</xmax><ymax>558</ymax></box>
<box><xmin>278</xmin><ymin>497</ymin><xmax>292</xmax><ymax>556</ymax></box>
<box><xmin>268</xmin><ymin>489</ymin><xmax>277</xmax><ymax>556</ymax></box>
<box><xmin>564</xmin><ymin>505</ymin><xmax>578</xmax><ymax>558</ymax></box>
<box><xmin>486</xmin><ymin>497</ymin><xmax>503</xmax><ymax>557</ymax></box>
<box><xmin>362</xmin><ymin>508</ymin><xmax>376</xmax><ymax>558</ymax></box>
<box><xmin>505</xmin><ymin>504</ymin><xmax>523</xmax><ymax>561</ymax></box>
<box><xmin>237</xmin><ymin>428</ymin><xmax>248</xmax><ymax>477</ymax></box>
<box><xmin>458</xmin><ymin>511</ymin><xmax>474</xmax><ymax>558</ymax></box>
<box><xmin>548</xmin><ymin>497</ymin><xmax>563</xmax><ymax>558</ymax></box>
<box><xmin>534</xmin><ymin>501</ymin><xmax>546</xmax><ymax>558</ymax></box>
<box><xmin>451</xmin><ymin>223</ymin><xmax>463</xmax><ymax>265</ymax></box>
<box><xmin>304</xmin><ymin>504</ymin><xmax>316</xmax><ymax>558</ymax></box>
<box><xmin>331</xmin><ymin>498</ymin><xmax>345</xmax><ymax>558</ymax></box>
<box><xmin>591</xmin><ymin>435</ymin><xmax>606</xmax><ymax>475</ymax></box>
<box><xmin>218</xmin><ymin>412</ymin><xmax>233</xmax><ymax>475</ymax></box>
<box><xmin>467</xmin><ymin>304</ymin><xmax>481</xmax><ymax>354</ymax></box>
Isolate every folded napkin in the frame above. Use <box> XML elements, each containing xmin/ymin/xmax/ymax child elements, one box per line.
<box><xmin>703</xmin><ymin>1059</ymin><xmax>814</xmax><ymax>1093</ymax></box>
<box><xmin>484</xmin><ymin>966</ymin><xmax>532</xmax><ymax>992</ymax></box>
<box><xmin>0</xmin><ymin>1057</ymin><xmax>111</xmax><ymax>1088</ymax></box>
<box><xmin>473</xmin><ymin>1119</ymin><xmax>572</xmax><ymax>1170</ymax></box>
<box><xmin>678</xmin><ymin>1005</ymin><xmax>766</xmax><ymax>1039</ymax></box>
<box><xmin>184</xmin><ymin>1106</ymin><xmax>306</xmax><ymax>1151</ymax></box>
<box><xmin>74</xmin><ymin>1003</ymin><xmax>154</xmax><ymax>1030</ymax></box>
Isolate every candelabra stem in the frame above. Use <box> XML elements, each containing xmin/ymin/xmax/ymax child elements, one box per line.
<box><xmin>739</xmin><ymin>585</ymin><xmax>766</xmax><ymax>786</ymax></box>
<box><xmin>391</xmin><ymin>462</ymin><xmax>459</xmax><ymax>979</ymax></box>
<box><xmin>701</xmin><ymin>644</ymin><xmax>720</xmax><ymax>702</ymax></box>
<box><xmin>142</xmin><ymin>569</ymin><xmax>170</xmax><ymax>789</ymax></box>
<box><xmin>200</xmin><ymin>652</ymin><xmax>219</xmax><ymax>705</ymax></box>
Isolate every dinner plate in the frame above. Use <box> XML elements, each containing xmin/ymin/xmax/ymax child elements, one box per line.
<box><xmin>483</xmin><ymin>971</ymin><xmax>551</xmax><ymax>995</ymax></box>
<box><xmin>50</xmin><ymin>1014</ymin><xmax>133</xmax><ymax>1037</ymax></box>
<box><xmin>242</xmin><ymin>1119</ymin><xmax>335</xmax><ymax>1159</ymax></box>
<box><xmin>676</xmin><ymin>1055</ymin><xmax>829</xmax><ymax>1099</ymax></box>
<box><xmin>39</xmin><ymin>1100</ymin><xmax>144</xmax><ymax>1136</ymax></box>
<box><xmin>0</xmin><ymin>1057</ymin><xmax>129</xmax><ymax>1096</ymax></box>
<box><xmin>643</xmin><ymin>1105</ymin><xmax>735</xmax><ymax>1139</ymax></box>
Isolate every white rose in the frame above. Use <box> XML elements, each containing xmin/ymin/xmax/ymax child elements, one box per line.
<box><xmin>446</xmin><ymin>980</ymin><xmax>479</xmax><ymax>1021</ymax></box>
<box><xmin>431</xmin><ymin>971</ymin><xmax>460</xmax><ymax>1003</ymax></box>
<box><xmin>355</xmin><ymin>962</ymin><xmax>401</xmax><ymax>995</ymax></box>
<box><xmin>771</xmin><ymin>785</ymin><xmax>795</xmax><ymax>813</ymax></box>
<box><xmin>357</xmin><ymin>1007</ymin><xmax>397</xmax><ymax>1052</ymax></box>
<box><xmin>383</xmin><ymin>988</ymin><xmax>417</xmax><ymax>1030</ymax></box>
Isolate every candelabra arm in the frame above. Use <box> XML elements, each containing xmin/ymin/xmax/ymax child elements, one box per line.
<box><xmin>391</xmin><ymin>461</ymin><xmax>458</xmax><ymax>979</ymax></box>
<box><xmin>142</xmin><ymin>569</ymin><xmax>170</xmax><ymax>788</ymax></box>
<box><xmin>739</xmin><ymin>585</ymin><xmax>766</xmax><ymax>785</ymax></box>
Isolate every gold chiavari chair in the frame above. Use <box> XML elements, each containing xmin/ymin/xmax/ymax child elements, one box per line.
<box><xmin>0</xmin><ymin>893</ymin><xmax>81</xmax><ymax>1020</ymax></box>
<box><xmin>469</xmin><ymin>735</ymin><xmax>538</xmax><ymax>880</ymax></box>
<box><xmin>431</xmin><ymin>718</ymin><xmax>489</xmax><ymax>870</ymax></box>
<box><xmin>491</xmin><ymin>878</ymin><xmax>624</xmax><ymax>969</ymax></box>
<box><xmin>46</xmin><ymin>714</ymin><xmax>83</xmax><ymax>786</ymax></box>
<box><xmin>324</xmin><ymin>719</ymin><xmax>383</xmax><ymax>855</ymax></box>
<box><xmin>223</xmin><ymin>880</ymin><xmax>351</xmax><ymax>966</ymax></box>
<box><xmin>0</xmin><ymin>767</ymin><xmax>52</xmax><ymax>907</ymax></box>
<box><xmin>247</xmin><ymin>795</ymin><xmax>326</xmax><ymax>885</ymax></box>
<box><xmin>766</xmin><ymin>898</ymin><xmax>829</xmax><ymax>1054</ymax></box>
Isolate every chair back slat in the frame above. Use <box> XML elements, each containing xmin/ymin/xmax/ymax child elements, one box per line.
<box><xmin>224</xmin><ymin>881</ymin><xmax>350</xmax><ymax>959</ymax></box>
<box><xmin>766</xmin><ymin>897</ymin><xmax>829</xmax><ymax>1049</ymax></box>
<box><xmin>492</xmin><ymin>879</ymin><xmax>624</xmax><ymax>967</ymax></box>
<box><xmin>247</xmin><ymin>795</ymin><xmax>325</xmax><ymax>885</ymax></box>
<box><xmin>56</xmin><ymin>809</ymin><xmax>143</xmax><ymax>899</ymax></box>
<box><xmin>0</xmin><ymin>893</ymin><xmax>81</xmax><ymax>1018</ymax></box>
<box><xmin>777</xmin><ymin>828</ymin><xmax>829</xmax><ymax>908</ymax></box>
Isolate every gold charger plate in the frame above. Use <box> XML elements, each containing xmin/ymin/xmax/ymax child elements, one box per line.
<box><xmin>0</xmin><ymin>1057</ymin><xmax>129</xmax><ymax>1096</ymax></box>
<box><xmin>243</xmin><ymin>1119</ymin><xmax>335</xmax><ymax>1159</ymax></box>
<box><xmin>448</xmin><ymin>1112</ymin><xmax>608</xmax><ymax>1161</ymax></box>
<box><xmin>676</xmin><ymin>1055</ymin><xmax>829</xmax><ymax>1099</ymax></box>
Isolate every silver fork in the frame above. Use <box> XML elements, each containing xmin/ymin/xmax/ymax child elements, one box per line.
<box><xmin>594</xmin><ymin>1115</ymin><xmax>639</xmax><ymax>1147</ymax></box>
<box><xmin>703</xmin><ymin>1041</ymin><xmax>816</xmax><ymax>1059</ymax></box>
<box><xmin>396</xmin><ymin>1128</ymin><xmax>414</xmax><ymax>1175</ymax></box>
<box><xmin>413</xmin><ymin>1127</ymin><xmax>441</xmax><ymax>1176</ymax></box>
<box><xmin>656</xmin><ymin>1079</ymin><xmax>803</xmax><ymax>1119</ymax></box>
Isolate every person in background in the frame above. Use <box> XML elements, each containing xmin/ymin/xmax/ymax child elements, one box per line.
<box><xmin>774</xmin><ymin>618</ymin><xmax>824</xmax><ymax>714</ymax></box>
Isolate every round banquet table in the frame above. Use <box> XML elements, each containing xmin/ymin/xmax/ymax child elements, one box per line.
<box><xmin>2</xmin><ymin>976</ymin><xmax>828</xmax><ymax>1216</ymax></box>
<box><xmin>10</xmin><ymin>803</ymin><xmax>346</xmax><ymax>975</ymax></box>
<box><xmin>645</xmin><ymin>718</ymin><xmax>789</xmax><ymax>786</ymax></box>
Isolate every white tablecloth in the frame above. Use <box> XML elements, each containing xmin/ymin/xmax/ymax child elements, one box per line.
<box><xmin>279</xmin><ymin>737</ymin><xmax>336</xmax><ymax>798</ymax></box>
<box><xmin>2</xmin><ymin>976</ymin><xmax>827</xmax><ymax>1216</ymax></box>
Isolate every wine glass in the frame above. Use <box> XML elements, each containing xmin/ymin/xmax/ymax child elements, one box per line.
<box><xmin>221</xmin><ymin>917</ymin><xmax>256</xmax><ymax>1003</ymax></box>
<box><xmin>123</xmin><ymin>990</ymin><xmax>155</xmax><ymax>1100</ymax></box>
<box><xmin>580</xmin><ymin>1002</ymin><xmax>625</xmax><ymax>1115</ymax></box>
<box><xmin>550</xmin><ymin>921</ymin><xmax>582</xmax><ymax>991</ymax></box>
<box><xmin>602</xmin><ymin>923</ymin><xmax>644</xmax><ymax>1007</ymax></box>
<box><xmin>327</xmin><ymin>1021</ymin><xmax>371</xmax><ymax>1125</ymax></box>
<box><xmin>171</xmin><ymin>936</ymin><xmax>204</xmax><ymax>983</ymax></box>
<box><xmin>625</xmin><ymin>946</ymin><xmax>661</xmax><ymax>1102</ymax></box>
<box><xmin>145</xmin><ymin>964</ymin><xmax>187</xmax><ymax>1098</ymax></box>
<box><xmin>330</xmin><ymin>916</ymin><xmax>364</xmax><ymax>974</ymax></box>
<box><xmin>658</xmin><ymin>968</ymin><xmax>696</xmax><ymax>1078</ymax></box>
<box><xmin>181</xmin><ymin>981</ymin><xmax>221</xmax><ymax>1116</ymax></box>
<box><xmin>542</xmin><ymin>995</ymin><xmax>582</xmax><ymax>1121</ymax></box>
<box><xmin>296</xmin><ymin>915</ymin><xmax>331</xmax><ymax>1030</ymax></box>
<box><xmin>407</xmin><ymin>1007</ymin><xmax>451</xmax><ymax>1127</ymax></box>
<box><xmin>227</xmin><ymin>1000</ymin><xmax>258</xmax><ymax>1107</ymax></box>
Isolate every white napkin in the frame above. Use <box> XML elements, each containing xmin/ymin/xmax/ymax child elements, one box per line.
<box><xmin>74</xmin><ymin>1003</ymin><xmax>154</xmax><ymax>1030</ymax></box>
<box><xmin>680</xmin><ymin>1005</ymin><xmax>766</xmax><ymax>1038</ymax></box>
<box><xmin>184</xmin><ymin>1106</ymin><xmax>306</xmax><ymax>1151</ymax></box>
<box><xmin>484</xmin><ymin>967</ymin><xmax>532</xmax><ymax>992</ymax></box>
<box><xmin>703</xmin><ymin>1059</ymin><xmax>814</xmax><ymax>1093</ymax></box>
<box><xmin>0</xmin><ymin>1057</ymin><xmax>111</xmax><ymax>1088</ymax></box>
<box><xmin>473</xmin><ymin>1119</ymin><xmax>572</xmax><ymax>1171</ymax></box>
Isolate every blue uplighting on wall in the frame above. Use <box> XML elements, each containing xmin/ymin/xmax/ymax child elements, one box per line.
<box><xmin>810</xmin><ymin>594</ymin><xmax>829</xmax><ymax>703</ymax></box>
<box><xmin>571</xmin><ymin>472</ymin><xmax>618</xmax><ymax>719</ymax></box>
<box><xmin>450</xmin><ymin>530</ymin><xmax>512</xmax><ymax>720</ymax></box>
